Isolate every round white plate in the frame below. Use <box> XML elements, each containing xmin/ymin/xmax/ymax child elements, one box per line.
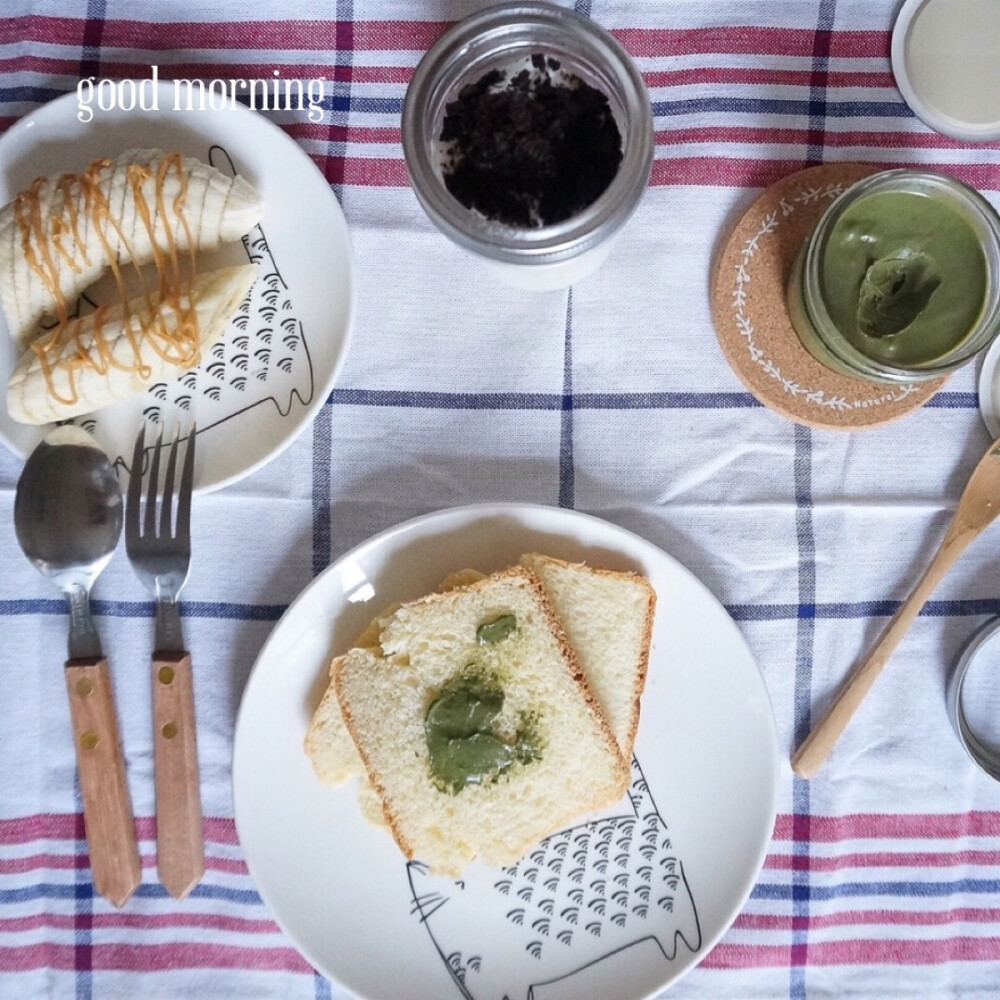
<box><xmin>233</xmin><ymin>504</ymin><xmax>780</xmax><ymax>1000</ymax></box>
<box><xmin>0</xmin><ymin>82</ymin><xmax>355</xmax><ymax>492</ymax></box>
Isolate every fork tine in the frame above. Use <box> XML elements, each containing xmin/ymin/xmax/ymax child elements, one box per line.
<box><xmin>144</xmin><ymin>423</ymin><xmax>163</xmax><ymax>538</ymax></box>
<box><xmin>176</xmin><ymin>425</ymin><xmax>196</xmax><ymax>547</ymax></box>
<box><xmin>126</xmin><ymin>424</ymin><xmax>146</xmax><ymax>548</ymax></box>
<box><xmin>159</xmin><ymin>426</ymin><xmax>180</xmax><ymax>539</ymax></box>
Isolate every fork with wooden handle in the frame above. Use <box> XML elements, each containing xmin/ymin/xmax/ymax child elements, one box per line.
<box><xmin>126</xmin><ymin>423</ymin><xmax>204</xmax><ymax>898</ymax></box>
<box><xmin>792</xmin><ymin>437</ymin><xmax>1000</xmax><ymax>779</ymax></box>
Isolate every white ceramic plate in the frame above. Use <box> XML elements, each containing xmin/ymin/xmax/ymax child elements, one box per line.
<box><xmin>233</xmin><ymin>504</ymin><xmax>780</xmax><ymax>1000</ymax></box>
<box><xmin>0</xmin><ymin>81</ymin><xmax>355</xmax><ymax>492</ymax></box>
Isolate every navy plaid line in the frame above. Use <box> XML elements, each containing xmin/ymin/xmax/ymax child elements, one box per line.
<box><xmin>3</xmin><ymin>598</ymin><xmax>995</xmax><ymax>622</ymax></box>
<box><xmin>754</xmin><ymin>879</ymin><xmax>1000</xmax><ymax>901</ymax></box>
<box><xmin>0</xmin><ymin>882</ymin><xmax>263</xmax><ymax>905</ymax></box>
<box><xmin>731</xmin><ymin>599</ymin><xmax>1000</xmax><ymax>621</ymax></box>
<box><xmin>0</xmin><ymin>89</ymin><xmax>918</xmax><ymax>121</ymax></box>
<box><xmin>925</xmin><ymin>392</ymin><xmax>979</xmax><ymax>408</ymax></box>
<box><xmin>0</xmin><ymin>599</ymin><xmax>287</xmax><ymax>620</ymax></box>
<box><xmin>651</xmin><ymin>98</ymin><xmax>912</xmax><ymax>118</ymax></box>
<box><xmin>326</xmin><ymin>389</ymin><xmax>977</xmax><ymax>410</ymax></box>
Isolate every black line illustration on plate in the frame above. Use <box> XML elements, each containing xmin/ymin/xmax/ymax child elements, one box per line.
<box><xmin>69</xmin><ymin>143</ymin><xmax>315</xmax><ymax>467</ymax></box>
<box><xmin>407</xmin><ymin>755</ymin><xmax>701</xmax><ymax>1000</ymax></box>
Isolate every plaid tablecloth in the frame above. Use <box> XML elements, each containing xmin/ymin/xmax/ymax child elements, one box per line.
<box><xmin>3</xmin><ymin>1</ymin><xmax>1000</xmax><ymax>997</ymax></box>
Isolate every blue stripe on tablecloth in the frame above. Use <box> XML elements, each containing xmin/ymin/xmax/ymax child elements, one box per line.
<box><xmin>0</xmin><ymin>599</ymin><xmax>288</xmax><ymax>619</ymax></box>
<box><xmin>559</xmin><ymin>290</ymin><xmax>575</xmax><ymax>509</ymax></box>
<box><xmin>74</xmin><ymin>6</ymin><xmax>106</xmax><ymax>981</ymax></box>
<box><xmin>0</xmin><ymin>88</ymin><xmax>919</xmax><ymax>121</ymax></box>
<box><xmin>73</xmin><ymin>791</ymin><xmax>91</xmax><ymax>1000</ymax></box>
<box><xmin>753</xmin><ymin>879</ymin><xmax>1000</xmax><ymax>901</ymax></box>
<box><xmin>1</xmin><ymin>598</ymin><xmax>996</xmax><ymax>622</ymax></box>
<box><xmin>324</xmin><ymin>389</ymin><xmax>976</xmax><ymax>410</ymax></box>
<box><xmin>6</xmin><ymin>598</ymin><xmax>1000</xmax><ymax>621</ymax></box>
<box><xmin>789</xmin><ymin>5</ymin><xmax>835</xmax><ymax>993</ymax></box>
<box><xmin>312</xmin><ymin>9</ymin><xmax>353</xmax><ymax>998</ymax></box>
<box><xmin>791</xmin><ymin>423</ymin><xmax>817</xmax><ymax>998</ymax></box>
<box><xmin>0</xmin><ymin>882</ymin><xmax>263</xmax><ymax>905</ymax></box>
<box><xmin>312</xmin><ymin>396</ymin><xmax>333</xmax><ymax>577</ymax></box>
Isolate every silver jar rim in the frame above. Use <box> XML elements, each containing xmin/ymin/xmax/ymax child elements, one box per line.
<box><xmin>800</xmin><ymin>168</ymin><xmax>1000</xmax><ymax>383</ymax></box>
<box><xmin>402</xmin><ymin>2</ymin><xmax>654</xmax><ymax>266</ymax></box>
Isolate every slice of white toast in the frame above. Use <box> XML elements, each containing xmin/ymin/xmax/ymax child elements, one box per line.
<box><xmin>334</xmin><ymin>567</ymin><xmax>629</xmax><ymax>876</ymax></box>
<box><xmin>304</xmin><ymin>558</ymin><xmax>655</xmax><ymax>786</ymax></box>
<box><xmin>518</xmin><ymin>553</ymin><xmax>655</xmax><ymax>760</ymax></box>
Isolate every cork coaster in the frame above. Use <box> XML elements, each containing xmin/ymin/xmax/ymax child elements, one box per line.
<box><xmin>710</xmin><ymin>162</ymin><xmax>946</xmax><ymax>430</ymax></box>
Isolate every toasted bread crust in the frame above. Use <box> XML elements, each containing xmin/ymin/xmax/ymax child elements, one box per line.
<box><xmin>520</xmin><ymin>552</ymin><xmax>656</xmax><ymax>759</ymax></box>
<box><xmin>333</xmin><ymin>566</ymin><xmax>631</xmax><ymax>873</ymax></box>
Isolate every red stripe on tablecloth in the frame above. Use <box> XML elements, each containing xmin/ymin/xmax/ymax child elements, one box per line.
<box><xmin>0</xmin><ymin>815</ymin><xmax>238</xmax><ymax>846</ymax></box>
<box><xmin>0</xmin><ymin>18</ymin><xmax>890</xmax><ymax>58</ymax></box>
<box><xmin>655</xmin><ymin>126</ymin><xmax>1000</xmax><ymax>152</ymax></box>
<box><xmin>612</xmin><ymin>27</ymin><xmax>890</xmax><ymax>59</ymax></box>
<box><xmin>764</xmin><ymin>849</ymin><xmax>1000</xmax><ymax>871</ymax></box>
<box><xmin>643</xmin><ymin>68</ymin><xmax>896</xmax><ymax>88</ymax></box>
<box><xmin>0</xmin><ymin>16</ymin><xmax>449</xmax><ymax>52</ymax></box>
<box><xmin>310</xmin><ymin>154</ymin><xmax>408</xmax><ymax>186</ymax></box>
<box><xmin>307</xmin><ymin>156</ymin><xmax>1000</xmax><ymax>191</ymax></box>
<box><xmin>0</xmin><ymin>55</ymin><xmax>897</xmax><ymax>91</ymax></box>
<box><xmin>735</xmin><ymin>908</ymin><xmax>1000</xmax><ymax>931</ymax></box>
<box><xmin>0</xmin><ymin>55</ymin><xmax>415</xmax><ymax>84</ymax></box>
<box><xmin>0</xmin><ymin>912</ymin><xmax>279</xmax><ymax>934</ymax></box>
<box><xmin>0</xmin><ymin>942</ymin><xmax>312</xmax><ymax>973</ymax></box>
<box><xmin>286</xmin><ymin>122</ymin><xmax>400</xmax><ymax>144</ymax></box>
<box><xmin>773</xmin><ymin>812</ymin><xmax>1000</xmax><ymax>842</ymax></box>
<box><xmin>0</xmin><ymin>852</ymin><xmax>247</xmax><ymax>876</ymax></box>
<box><xmin>702</xmin><ymin>937</ymin><xmax>1000</xmax><ymax>969</ymax></box>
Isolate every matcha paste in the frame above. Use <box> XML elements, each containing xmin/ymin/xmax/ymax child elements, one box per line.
<box><xmin>425</xmin><ymin>651</ymin><xmax>540</xmax><ymax>794</ymax></box>
<box><xmin>477</xmin><ymin>614</ymin><xmax>517</xmax><ymax>644</ymax></box>
<box><xmin>819</xmin><ymin>189</ymin><xmax>987</xmax><ymax>366</ymax></box>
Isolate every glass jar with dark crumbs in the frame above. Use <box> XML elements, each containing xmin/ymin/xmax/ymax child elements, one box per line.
<box><xmin>402</xmin><ymin>2</ymin><xmax>653</xmax><ymax>291</ymax></box>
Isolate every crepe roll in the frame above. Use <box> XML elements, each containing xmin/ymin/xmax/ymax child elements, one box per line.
<box><xmin>0</xmin><ymin>149</ymin><xmax>264</xmax><ymax>347</ymax></box>
<box><xmin>7</xmin><ymin>263</ymin><xmax>257</xmax><ymax>424</ymax></box>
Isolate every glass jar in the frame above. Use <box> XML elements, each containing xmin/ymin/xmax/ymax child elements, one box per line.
<box><xmin>401</xmin><ymin>2</ymin><xmax>654</xmax><ymax>291</ymax></box>
<box><xmin>788</xmin><ymin>169</ymin><xmax>1000</xmax><ymax>383</ymax></box>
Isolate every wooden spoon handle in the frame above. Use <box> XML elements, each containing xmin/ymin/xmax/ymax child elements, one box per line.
<box><xmin>792</xmin><ymin>529</ymin><xmax>971</xmax><ymax>779</ymax></box>
<box><xmin>152</xmin><ymin>651</ymin><xmax>204</xmax><ymax>900</ymax></box>
<box><xmin>64</xmin><ymin>659</ymin><xmax>141</xmax><ymax>908</ymax></box>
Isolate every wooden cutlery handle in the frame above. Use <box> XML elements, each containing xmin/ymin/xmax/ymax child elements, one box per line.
<box><xmin>64</xmin><ymin>659</ymin><xmax>141</xmax><ymax>908</ymax></box>
<box><xmin>152</xmin><ymin>651</ymin><xmax>204</xmax><ymax>900</ymax></box>
<box><xmin>792</xmin><ymin>531</ymin><xmax>970</xmax><ymax>779</ymax></box>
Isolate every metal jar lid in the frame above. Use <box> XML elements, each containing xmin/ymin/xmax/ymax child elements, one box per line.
<box><xmin>401</xmin><ymin>2</ymin><xmax>654</xmax><ymax>267</ymax></box>
<box><xmin>947</xmin><ymin>617</ymin><xmax>1000</xmax><ymax>781</ymax></box>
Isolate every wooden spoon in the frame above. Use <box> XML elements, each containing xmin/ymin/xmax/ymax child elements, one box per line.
<box><xmin>792</xmin><ymin>436</ymin><xmax>1000</xmax><ymax>779</ymax></box>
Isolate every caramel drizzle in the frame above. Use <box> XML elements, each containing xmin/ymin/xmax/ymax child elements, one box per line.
<box><xmin>14</xmin><ymin>152</ymin><xmax>202</xmax><ymax>407</ymax></box>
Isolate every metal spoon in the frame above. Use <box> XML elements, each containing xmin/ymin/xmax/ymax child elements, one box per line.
<box><xmin>14</xmin><ymin>426</ymin><xmax>141</xmax><ymax>907</ymax></box>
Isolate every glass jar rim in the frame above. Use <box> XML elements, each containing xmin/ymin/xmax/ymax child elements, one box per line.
<box><xmin>800</xmin><ymin>168</ymin><xmax>1000</xmax><ymax>382</ymax></box>
<box><xmin>401</xmin><ymin>2</ymin><xmax>654</xmax><ymax>265</ymax></box>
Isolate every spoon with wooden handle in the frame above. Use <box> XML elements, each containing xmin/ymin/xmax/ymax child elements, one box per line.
<box><xmin>792</xmin><ymin>436</ymin><xmax>1000</xmax><ymax>779</ymax></box>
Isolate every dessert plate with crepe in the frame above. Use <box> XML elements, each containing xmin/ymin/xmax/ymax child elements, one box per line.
<box><xmin>233</xmin><ymin>503</ymin><xmax>780</xmax><ymax>1000</ymax></box>
<box><xmin>0</xmin><ymin>81</ymin><xmax>354</xmax><ymax>492</ymax></box>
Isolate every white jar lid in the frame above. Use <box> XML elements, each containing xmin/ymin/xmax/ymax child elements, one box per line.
<box><xmin>977</xmin><ymin>333</ymin><xmax>1000</xmax><ymax>437</ymax></box>
<box><xmin>892</xmin><ymin>0</ymin><xmax>1000</xmax><ymax>142</ymax></box>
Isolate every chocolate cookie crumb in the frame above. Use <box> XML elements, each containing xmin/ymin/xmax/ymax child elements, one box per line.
<box><xmin>439</xmin><ymin>55</ymin><xmax>623</xmax><ymax>227</ymax></box>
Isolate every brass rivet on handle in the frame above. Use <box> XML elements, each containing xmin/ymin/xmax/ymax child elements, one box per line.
<box><xmin>80</xmin><ymin>731</ymin><xmax>99</xmax><ymax>750</ymax></box>
<box><xmin>161</xmin><ymin>722</ymin><xmax>178</xmax><ymax>740</ymax></box>
<box><xmin>158</xmin><ymin>666</ymin><xmax>175</xmax><ymax>685</ymax></box>
<box><xmin>75</xmin><ymin>678</ymin><xmax>93</xmax><ymax>697</ymax></box>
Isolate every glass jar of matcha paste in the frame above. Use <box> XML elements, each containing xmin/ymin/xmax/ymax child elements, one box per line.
<box><xmin>788</xmin><ymin>169</ymin><xmax>1000</xmax><ymax>383</ymax></box>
